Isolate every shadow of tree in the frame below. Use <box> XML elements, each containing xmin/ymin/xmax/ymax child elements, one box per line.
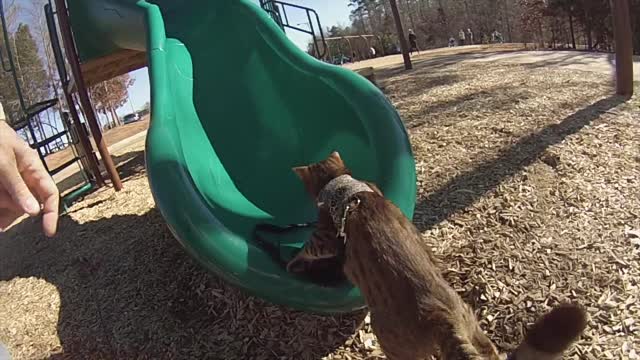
<box><xmin>0</xmin><ymin>206</ymin><xmax>363</xmax><ymax>359</ymax></box>
<box><xmin>413</xmin><ymin>95</ymin><xmax>626</xmax><ymax>232</ymax></box>
<box><xmin>376</xmin><ymin>50</ymin><xmax>525</xmax><ymax>80</ymax></box>
<box><xmin>517</xmin><ymin>50</ymin><xmax>616</xmax><ymax>70</ymax></box>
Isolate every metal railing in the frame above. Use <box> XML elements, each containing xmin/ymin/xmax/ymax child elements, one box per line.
<box><xmin>260</xmin><ymin>0</ymin><xmax>328</xmax><ymax>59</ymax></box>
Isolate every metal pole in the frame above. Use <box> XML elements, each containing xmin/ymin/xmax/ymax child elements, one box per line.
<box><xmin>45</xmin><ymin>3</ymin><xmax>103</xmax><ymax>186</ymax></box>
<box><xmin>611</xmin><ymin>0</ymin><xmax>634</xmax><ymax>97</ymax></box>
<box><xmin>54</xmin><ymin>0</ymin><xmax>122</xmax><ymax>190</ymax></box>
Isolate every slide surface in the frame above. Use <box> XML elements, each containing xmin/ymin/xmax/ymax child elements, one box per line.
<box><xmin>66</xmin><ymin>0</ymin><xmax>416</xmax><ymax>313</ymax></box>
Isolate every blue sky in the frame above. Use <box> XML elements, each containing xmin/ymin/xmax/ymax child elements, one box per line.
<box><xmin>125</xmin><ymin>1</ymin><xmax>352</xmax><ymax>115</ymax></box>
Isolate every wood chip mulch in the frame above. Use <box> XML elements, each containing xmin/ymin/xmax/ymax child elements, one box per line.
<box><xmin>1</xmin><ymin>56</ymin><xmax>638</xmax><ymax>359</ymax></box>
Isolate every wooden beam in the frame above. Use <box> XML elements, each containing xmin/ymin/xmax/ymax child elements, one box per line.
<box><xmin>611</xmin><ymin>0</ymin><xmax>634</xmax><ymax>97</ymax></box>
<box><xmin>80</xmin><ymin>50</ymin><xmax>147</xmax><ymax>87</ymax></box>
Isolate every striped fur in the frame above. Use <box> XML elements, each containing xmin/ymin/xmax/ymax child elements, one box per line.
<box><xmin>289</xmin><ymin>152</ymin><xmax>587</xmax><ymax>359</ymax></box>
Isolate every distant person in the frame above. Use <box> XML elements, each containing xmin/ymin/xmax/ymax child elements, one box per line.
<box><xmin>370</xmin><ymin>46</ymin><xmax>376</xmax><ymax>58</ymax></box>
<box><xmin>448</xmin><ymin>36</ymin><xmax>456</xmax><ymax>47</ymax></box>
<box><xmin>467</xmin><ymin>28</ymin><xmax>474</xmax><ymax>45</ymax></box>
<box><xmin>408</xmin><ymin>29</ymin><xmax>420</xmax><ymax>55</ymax></box>
<box><xmin>491</xmin><ymin>30</ymin><xmax>504</xmax><ymax>43</ymax></box>
<box><xmin>458</xmin><ymin>29</ymin><xmax>466</xmax><ymax>46</ymax></box>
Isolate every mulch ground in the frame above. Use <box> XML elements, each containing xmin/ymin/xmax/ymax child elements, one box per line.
<box><xmin>0</xmin><ymin>49</ymin><xmax>638</xmax><ymax>359</ymax></box>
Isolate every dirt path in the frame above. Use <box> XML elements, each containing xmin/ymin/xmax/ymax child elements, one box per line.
<box><xmin>346</xmin><ymin>44</ymin><xmax>640</xmax><ymax>77</ymax></box>
<box><xmin>45</xmin><ymin>117</ymin><xmax>149</xmax><ymax>172</ymax></box>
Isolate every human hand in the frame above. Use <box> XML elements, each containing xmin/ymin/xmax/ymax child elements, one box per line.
<box><xmin>0</xmin><ymin>120</ymin><xmax>59</xmax><ymax>236</ymax></box>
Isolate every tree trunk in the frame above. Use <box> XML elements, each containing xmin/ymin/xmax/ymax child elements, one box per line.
<box><xmin>568</xmin><ymin>13</ymin><xmax>576</xmax><ymax>49</ymax></box>
<box><xmin>585</xmin><ymin>20</ymin><xmax>593</xmax><ymax>50</ymax></box>
<box><xmin>611</xmin><ymin>0</ymin><xmax>633</xmax><ymax>97</ymax></box>
<box><xmin>110</xmin><ymin>107</ymin><xmax>121</xmax><ymax>127</ymax></box>
<box><xmin>503</xmin><ymin>0</ymin><xmax>512</xmax><ymax>42</ymax></box>
<box><xmin>538</xmin><ymin>21</ymin><xmax>545</xmax><ymax>48</ymax></box>
<box><xmin>103</xmin><ymin>108</ymin><xmax>114</xmax><ymax>129</ymax></box>
<box><xmin>389</xmin><ymin>0</ymin><xmax>412</xmax><ymax>70</ymax></box>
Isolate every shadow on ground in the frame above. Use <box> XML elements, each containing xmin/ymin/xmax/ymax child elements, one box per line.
<box><xmin>57</xmin><ymin>151</ymin><xmax>146</xmax><ymax>202</ymax></box>
<box><xmin>413</xmin><ymin>95</ymin><xmax>626</xmax><ymax>232</ymax></box>
<box><xmin>376</xmin><ymin>50</ymin><xmax>523</xmax><ymax>80</ymax></box>
<box><xmin>0</xmin><ymin>206</ymin><xmax>363</xmax><ymax>359</ymax></box>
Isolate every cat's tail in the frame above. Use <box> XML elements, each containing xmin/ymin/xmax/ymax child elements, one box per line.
<box><xmin>509</xmin><ymin>303</ymin><xmax>587</xmax><ymax>360</ymax></box>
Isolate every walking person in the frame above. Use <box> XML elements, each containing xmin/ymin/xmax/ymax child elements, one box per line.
<box><xmin>408</xmin><ymin>29</ymin><xmax>420</xmax><ymax>55</ymax></box>
<box><xmin>467</xmin><ymin>28</ymin><xmax>474</xmax><ymax>45</ymax></box>
<box><xmin>458</xmin><ymin>29</ymin><xmax>466</xmax><ymax>46</ymax></box>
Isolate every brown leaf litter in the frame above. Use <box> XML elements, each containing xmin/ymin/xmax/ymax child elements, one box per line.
<box><xmin>1</xmin><ymin>56</ymin><xmax>639</xmax><ymax>359</ymax></box>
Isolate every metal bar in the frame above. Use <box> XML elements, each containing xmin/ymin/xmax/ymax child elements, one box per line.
<box><xmin>61</xmin><ymin>182</ymin><xmax>94</xmax><ymax>211</ymax></box>
<box><xmin>611</xmin><ymin>0</ymin><xmax>633</xmax><ymax>97</ymax></box>
<box><xmin>64</xmin><ymin>88</ymin><xmax>103</xmax><ymax>186</ymax></box>
<box><xmin>25</xmin><ymin>120</ymin><xmax>50</xmax><ymax>172</ymax></box>
<box><xmin>47</xmin><ymin>1</ymin><xmax>102</xmax><ymax>186</ymax></box>
<box><xmin>312</xmin><ymin>10</ymin><xmax>327</xmax><ymax>58</ymax></box>
<box><xmin>31</xmin><ymin>129</ymin><xmax>68</xmax><ymax>149</ymax></box>
<box><xmin>283</xmin><ymin>24</ymin><xmax>313</xmax><ymax>35</ymax></box>
<box><xmin>54</xmin><ymin>0</ymin><xmax>122</xmax><ymax>191</ymax></box>
<box><xmin>45</xmin><ymin>4</ymin><xmax>68</xmax><ymax>84</ymax></box>
<box><xmin>49</xmin><ymin>156</ymin><xmax>80</xmax><ymax>176</ymax></box>
<box><xmin>281</xmin><ymin>4</ymin><xmax>290</xmax><ymax>26</ymax></box>
<box><xmin>305</xmin><ymin>10</ymin><xmax>320</xmax><ymax>57</ymax></box>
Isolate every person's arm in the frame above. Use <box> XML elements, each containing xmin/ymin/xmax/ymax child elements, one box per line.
<box><xmin>0</xmin><ymin>103</ymin><xmax>59</xmax><ymax>236</ymax></box>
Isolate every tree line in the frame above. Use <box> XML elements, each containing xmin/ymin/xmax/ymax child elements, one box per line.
<box><xmin>312</xmin><ymin>0</ymin><xmax>638</xmax><ymax>58</ymax></box>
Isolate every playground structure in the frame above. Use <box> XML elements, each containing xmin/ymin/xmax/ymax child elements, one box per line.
<box><xmin>0</xmin><ymin>0</ymin><xmax>632</xmax><ymax>314</ymax></box>
<box><xmin>0</xmin><ymin>1</ymin><xmax>96</xmax><ymax>209</ymax></box>
<box><xmin>260</xmin><ymin>0</ymin><xmax>328</xmax><ymax>59</ymax></box>
<box><xmin>318</xmin><ymin>35</ymin><xmax>385</xmax><ymax>63</ymax></box>
<box><xmin>47</xmin><ymin>0</ymin><xmax>417</xmax><ymax>314</ymax></box>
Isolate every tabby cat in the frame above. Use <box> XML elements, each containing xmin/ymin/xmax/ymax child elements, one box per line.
<box><xmin>288</xmin><ymin>151</ymin><xmax>587</xmax><ymax>360</ymax></box>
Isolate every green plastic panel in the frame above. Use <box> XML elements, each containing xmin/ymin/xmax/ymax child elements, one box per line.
<box><xmin>67</xmin><ymin>0</ymin><xmax>417</xmax><ymax>313</ymax></box>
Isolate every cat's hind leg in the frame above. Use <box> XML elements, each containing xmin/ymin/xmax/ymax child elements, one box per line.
<box><xmin>374</xmin><ymin>323</ymin><xmax>425</xmax><ymax>360</ymax></box>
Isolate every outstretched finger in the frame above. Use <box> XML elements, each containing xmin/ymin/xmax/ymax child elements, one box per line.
<box><xmin>0</xmin><ymin>150</ymin><xmax>40</xmax><ymax>215</ymax></box>
<box><xmin>39</xmin><ymin>181</ymin><xmax>59</xmax><ymax>237</ymax></box>
<box><xmin>21</xmin><ymin>158</ymin><xmax>60</xmax><ymax>237</ymax></box>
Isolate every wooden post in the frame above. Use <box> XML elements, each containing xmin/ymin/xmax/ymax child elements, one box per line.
<box><xmin>389</xmin><ymin>0</ymin><xmax>412</xmax><ymax>70</ymax></box>
<box><xmin>54</xmin><ymin>0</ymin><xmax>123</xmax><ymax>190</ymax></box>
<box><xmin>611</xmin><ymin>0</ymin><xmax>634</xmax><ymax>97</ymax></box>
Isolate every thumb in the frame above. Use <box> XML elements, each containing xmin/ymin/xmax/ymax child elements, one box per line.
<box><xmin>0</xmin><ymin>152</ymin><xmax>40</xmax><ymax>215</ymax></box>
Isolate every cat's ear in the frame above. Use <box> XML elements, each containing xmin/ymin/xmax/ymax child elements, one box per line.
<box><xmin>292</xmin><ymin>165</ymin><xmax>311</xmax><ymax>183</ymax></box>
<box><xmin>365</xmin><ymin>181</ymin><xmax>384</xmax><ymax>196</ymax></box>
<box><xmin>328</xmin><ymin>151</ymin><xmax>343</xmax><ymax>163</ymax></box>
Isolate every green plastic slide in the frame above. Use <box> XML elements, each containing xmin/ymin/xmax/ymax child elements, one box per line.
<box><xmin>67</xmin><ymin>0</ymin><xmax>416</xmax><ymax>313</ymax></box>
